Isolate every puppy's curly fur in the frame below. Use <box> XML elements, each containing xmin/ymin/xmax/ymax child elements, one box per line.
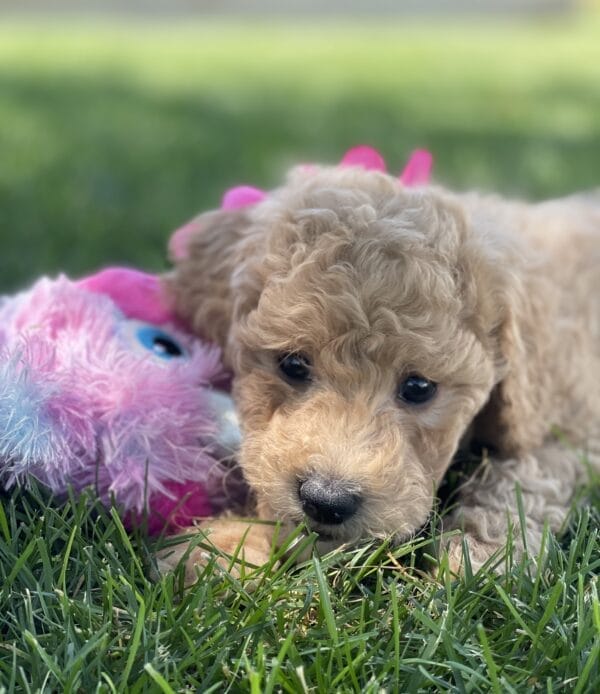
<box><xmin>166</xmin><ymin>165</ymin><xmax>600</xmax><ymax>574</ymax></box>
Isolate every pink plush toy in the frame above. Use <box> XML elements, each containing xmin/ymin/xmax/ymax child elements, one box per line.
<box><xmin>0</xmin><ymin>267</ymin><xmax>241</xmax><ymax>534</ymax></box>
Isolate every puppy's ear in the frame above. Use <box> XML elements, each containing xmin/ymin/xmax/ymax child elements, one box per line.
<box><xmin>471</xmin><ymin>253</ymin><xmax>554</xmax><ymax>457</ymax></box>
<box><xmin>165</xmin><ymin>208</ymin><xmax>256</xmax><ymax>353</ymax></box>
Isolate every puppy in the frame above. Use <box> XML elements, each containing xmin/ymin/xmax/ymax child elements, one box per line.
<box><xmin>162</xmin><ymin>162</ymin><xmax>600</xmax><ymax>576</ymax></box>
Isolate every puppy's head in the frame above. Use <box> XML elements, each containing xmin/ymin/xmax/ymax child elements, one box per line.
<box><xmin>170</xmin><ymin>165</ymin><xmax>533</xmax><ymax>547</ymax></box>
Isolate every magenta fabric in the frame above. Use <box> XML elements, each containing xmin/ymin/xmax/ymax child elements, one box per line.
<box><xmin>0</xmin><ymin>272</ymin><xmax>234</xmax><ymax>534</ymax></box>
<box><xmin>221</xmin><ymin>185</ymin><xmax>267</xmax><ymax>210</ymax></box>
<box><xmin>78</xmin><ymin>267</ymin><xmax>175</xmax><ymax>325</ymax></box>
<box><xmin>399</xmin><ymin>149</ymin><xmax>433</xmax><ymax>186</ymax></box>
<box><xmin>340</xmin><ymin>145</ymin><xmax>387</xmax><ymax>172</ymax></box>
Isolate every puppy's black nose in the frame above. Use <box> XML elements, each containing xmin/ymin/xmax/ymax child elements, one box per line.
<box><xmin>299</xmin><ymin>476</ymin><xmax>361</xmax><ymax>525</ymax></box>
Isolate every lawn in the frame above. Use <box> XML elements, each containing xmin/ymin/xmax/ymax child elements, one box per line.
<box><xmin>1</xmin><ymin>15</ymin><xmax>600</xmax><ymax>692</ymax></box>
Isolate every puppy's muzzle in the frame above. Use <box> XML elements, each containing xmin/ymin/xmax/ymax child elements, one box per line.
<box><xmin>298</xmin><ymin>475</ymin><xmax>362</xmax><ymax>525</ymax></box>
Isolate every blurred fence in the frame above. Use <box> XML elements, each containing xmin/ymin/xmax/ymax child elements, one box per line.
<box><xmin>0</xmin><ymin>0</ymin><xmax>579</xmax><ymax>17</ymax></box>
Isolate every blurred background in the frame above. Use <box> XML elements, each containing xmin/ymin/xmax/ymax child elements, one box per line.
<box><xmin>1</xmin><ymin>0</ymin><xmax>599</xmax><ymax>292</ymax></box>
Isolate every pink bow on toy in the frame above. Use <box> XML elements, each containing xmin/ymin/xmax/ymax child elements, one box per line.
<box><xmin>339</xmin><ymin>144</ymin><xmax>433</xmax><ymax>185</ymax></box>
<box><xmin>398</xmin><ymin>149</ymin><xmax>433</xmax><ymax>186</ymax></box>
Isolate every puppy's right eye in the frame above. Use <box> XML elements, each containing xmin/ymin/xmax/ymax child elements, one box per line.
<box><xmin>397</xmin><ymin>374</ymin><xmax>437</xmax><ymax>405</ymax></box>
<box><xmin>277</xmin><ymin>352</ymin><xmax>311</xmax><ymax>384</ymax></box>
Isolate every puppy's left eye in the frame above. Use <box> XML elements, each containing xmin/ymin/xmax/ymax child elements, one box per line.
<box><xmin>397</xmin><ymin>374</ymin><xmax>437</xmax><ymax>405</ymax></box>
<box><xmin>278</xmin><ymin>352</ymin><xmax>312</xmax><ymax>384</ymax></box>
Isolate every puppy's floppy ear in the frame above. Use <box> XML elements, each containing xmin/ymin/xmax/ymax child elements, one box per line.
<box><xmin>471</xmin><ymin>244</ymin><xmax>555</xmax><ymax>457</ymax></box>
<box><xmin>164</xmin><ymin>208</ymin><xmax>256</xmax><ymax>353</ymax></box>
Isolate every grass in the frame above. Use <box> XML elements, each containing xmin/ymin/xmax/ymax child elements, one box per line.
<box><xmin>1</xmin><ymin>15</ymin><xmax>600</xmax><ymax>692</ymax></box>
<box><xmin>1</xmin><ymin>15</ymin><xmax>600</xmax><ymax>290</ymax></box>
<box><xmin>2</xmin><ymin>483</ymin><xmax>600</xmax><ymax>691</ymax></box>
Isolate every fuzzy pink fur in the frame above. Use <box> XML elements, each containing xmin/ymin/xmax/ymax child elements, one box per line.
<box><xmin>78</xmin><ymin>268</ymin><xmax>174</xmax><ymax>325</ymax></box>
<box><xmin>0</xmin><ymin>270</ymin><xmax>235</xmax><ymax>533</ymax></box>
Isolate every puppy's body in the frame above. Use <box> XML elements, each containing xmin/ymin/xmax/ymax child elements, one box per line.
<box><xmin>168</xmin><ymin>167</ymin><xmax>600</xmax><ymax>572</ymax></box>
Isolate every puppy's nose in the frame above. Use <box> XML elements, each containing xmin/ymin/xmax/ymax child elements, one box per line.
<box><xmin>299</xmin><ymin>475</ymin><xmax>361</xmax><ymax>525</ymax></box>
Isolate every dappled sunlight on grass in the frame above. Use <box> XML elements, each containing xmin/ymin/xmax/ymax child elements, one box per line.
<box><xmin>1</xmin><ymin>17</ymin><xmax>599</xmax><ymax>290</ymax></box>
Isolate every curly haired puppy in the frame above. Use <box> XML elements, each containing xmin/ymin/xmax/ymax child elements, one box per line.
<box><xmin>162</xmin><ymin>163</ymin><xmax>600</xmax><ymax>576</ymax></box>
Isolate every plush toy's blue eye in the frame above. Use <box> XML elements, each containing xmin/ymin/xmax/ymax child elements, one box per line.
<box><xmin>136</xmin><ymin>326</ymin><xmax>185</xmax><ymax>359</ymax></box>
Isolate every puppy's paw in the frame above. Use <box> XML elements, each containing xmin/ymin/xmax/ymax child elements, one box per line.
<box><xmin>155</xmin><ymin>518</ymin><xmax>275</xmax><ymax>587</ymax></box>
<box><xmin>441</xmin><ymin>533</ymin><xmax>505</xmax><ymax>576</ymax></box>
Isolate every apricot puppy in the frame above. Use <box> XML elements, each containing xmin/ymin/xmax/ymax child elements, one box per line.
<box><xmin>164</xmin><ymin>161</ymin><xmax>600</xmax><ymax>576</ymax></box>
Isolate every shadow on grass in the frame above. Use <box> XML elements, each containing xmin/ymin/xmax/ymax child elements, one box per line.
<box><xmin>1</xmin><ymin>71</ymin><xmax>599</xmax><ymax>291</ymax></box>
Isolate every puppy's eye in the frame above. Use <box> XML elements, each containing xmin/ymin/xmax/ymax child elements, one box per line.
<box><xmin>397</xmin><ymin>374</ymin><xmax>437</xmax><ymax>405</ymax></box>
<box><xmin>278</xmin><ymin>352</ymin><xmax>311</xmax><ymax>384</ymax></box>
